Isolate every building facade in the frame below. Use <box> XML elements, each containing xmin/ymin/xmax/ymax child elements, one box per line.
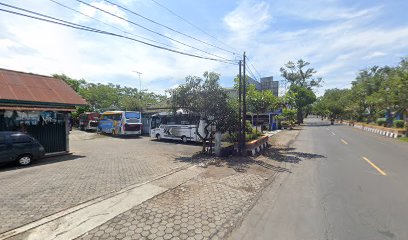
<box><xmin>225</xmin><ymin>76</ymin><xmax>279</xmax><ymax>98</ymax></box>
<box><xmin>260</xmin><ymin>76</ymin><xmax>279</xmax><ymax>96</ymax></box>
<box><xmin>0</xmin><ymin>68</ymin><xmax>87</xmax><ymax>154</ymax></box>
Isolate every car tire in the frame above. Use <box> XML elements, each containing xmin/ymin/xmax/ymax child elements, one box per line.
<box><xmin>156</xmin><ymin>134</ymin><xmax>161</xmax><ymax>141</ymax></box>
<box><xmin>182</xmin><ymin>136</ymin><xmax>187</xmax><ymax>143</ymax></box>
<box><xmin>17</xmin><ymin>154</ymin><xmax>32</xmax><ymax>166</ymax></box>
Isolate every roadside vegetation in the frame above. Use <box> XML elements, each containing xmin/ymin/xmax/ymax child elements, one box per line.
<box><xmin>53</xmin><ymin>74</ymin><xmax>166</xmax><ymax>118</ymax></box>
<box><xmin>313</xmin><ymin>57</ymin><xmax>408</xmax><ymax>130</ymax></box>
<box><xmin>56</xmin><ymin>58</ymin><xmax>324</xmax><ymax>152</ymax></box>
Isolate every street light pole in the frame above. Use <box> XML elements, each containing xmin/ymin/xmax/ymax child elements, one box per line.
<box><xmin>238</xmin><ymin>60</ymin><xmax>242</xmax><ymax>154</ymax></box>
<box><xmin>133</xmin><ymin>71</ymin><xmax>143</xmax><ymax>100</ymax></box>
<box><xmin>242</xmin><ymin>52</ymin><xmax>247</xmax><ymax>153</ymax></box>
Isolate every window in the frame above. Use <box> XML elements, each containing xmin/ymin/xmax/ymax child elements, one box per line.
<box><xmin>125</xmin><ymin>112</ymin><xmax>140</xmax><ymax>119</ymax></box>
<box><xmin>11</xmin><ymin>135</ymin><xmax>32</xmax><ymax>144</ymax></box>
<box><xmin>113</xmin><ymin>114</ymin><xmax>122</xmax><ymax>121</ymax></box>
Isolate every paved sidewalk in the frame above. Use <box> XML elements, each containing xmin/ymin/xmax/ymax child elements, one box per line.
<box><xmin>2</xmin><ymin>129</ymin><xmax>300</xmax><ymax>240</ymax></box>
<box><xmin>78</xmin><ymin>130</ymin><xmax>300</xmax><ymax>240</ymax></box>
<box><xmin>0</xmin><ymin>131</ymin><xmax>200</xmax><ymax>234</ymax></box>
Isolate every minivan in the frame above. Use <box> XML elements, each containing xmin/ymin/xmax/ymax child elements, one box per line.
<box><xmin>0</xmin><ymin>132</ymin><xmax>45</xmax><ymax>166</ymax></box>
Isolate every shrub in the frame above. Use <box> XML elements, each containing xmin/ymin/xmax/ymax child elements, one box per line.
<box><xmin>393</xmin><ymin>120</ymin><xmax>405</xmax><ymax>128</ymax></box>
<box><xmin>376</xmin><ymin>118</ymin><xmax>387</xmax><ymax>126</ymax></box>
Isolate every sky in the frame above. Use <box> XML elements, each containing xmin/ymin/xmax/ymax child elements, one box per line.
<box><xmin>0</xmin><ymin>0</ymin><xmax>407</xmax><ymax>96</ymax></box>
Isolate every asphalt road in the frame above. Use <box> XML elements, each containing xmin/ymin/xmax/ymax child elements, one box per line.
<box><xmin>231</xmin><ymin>117</ymin><xmax>408</xmax><ymax>240</ymax></box>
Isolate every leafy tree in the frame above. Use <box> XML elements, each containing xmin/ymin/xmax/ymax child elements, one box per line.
<box><xmin>282</xmin><ymin>108</ymin><xmax>297</xmax><ymax>123</ymax></box>
<box><xmin>320</xmin><ymin>89</ymin><xmax>351</xmax><ymax>119</ymax></box>
<box><xmin>53</xmin><ymin>74</ymin><xmax>87</xmax><ymax>93</ymax></box>
<box><xmin>280</xmin><ymin>59</ymin><xmax>320</xmax><ymax>123</ymax></box>
<box><xmin>317</xmin><ymin>57</ymin><xmax>408</xmax><ymax>126</ymax></box>
<box><xmin>247</xmin><ymin>85</ymin><xmax>278</xmax><ymax>132</ymax></box>
<box><xmin>280</xmin><ymin>59</ymin><xmax>322</xmax><ymax>88</ymax></box>
<box><xmin>53</xmin><ymin>74</ymin><xmax>166</xmax><ymax>120</ymax></box>
<box><xmin>169</xmin><ymin>71</ymin><xmax>235</xmax><ymax>152</ymax></box>
<box><xmin>285</xmin><ymin>85</ymin><xmax>316</xmax><ymax>123</ymax></box>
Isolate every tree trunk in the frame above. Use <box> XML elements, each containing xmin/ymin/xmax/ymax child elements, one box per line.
<box><xmin>297</xmin><ymin>108</ymin><xmax>303</xmax><ymax>124</ymax></box>
<box><xmin>256</xmin><ymin>113</ymin><xmax>260</xmax><ymax>133</ymax></box>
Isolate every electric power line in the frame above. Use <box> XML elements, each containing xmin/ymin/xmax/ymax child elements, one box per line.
<box><xmin>245</xmin><ymin>56</ymin><xmax>262</xmax><ymax>80</ymax></box>
<box><xmin>49</xmin><ymin>0</ymin><xmax>180</xmax><ymax>50</ymax></box>
<box><xmin>149</xmin><ymin>0</ymin><xmax>239</xmax><ymax>55</ymax></box>
<box><xmin>104</xmin><ymin>0</ymin><xmax>236</xmax><ymax>56</ymax></box>
<box><xmin>0</xmin><ymin>5</ymin><xmax>238</xmax><ymax>65</ymax></box>
<box><xmin>245</xmin><ymin>64</ymin><xmax>258</xmax><ymax>82</ymax></box>
<box><xmin>0</xmin><ymin>2</ymin><xmax>96</xmax><ymax>32</ymax></box>
<box><xmin>75</xmin><ymin>0</ymin><xmax>235</xmax><ymax>63</ymax></box>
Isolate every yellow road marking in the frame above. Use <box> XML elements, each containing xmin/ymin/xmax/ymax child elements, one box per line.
<box><xmin>362</xmin><ymin>156</ymin><xmax>387</xmax><ymax>176</ymax></box>
<box><xmin>341</xmin><ymin>139</ymin><xmax>348</xmax><ymax>145</ymax></box>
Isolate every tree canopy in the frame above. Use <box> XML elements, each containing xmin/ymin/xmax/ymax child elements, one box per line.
<box><xmin>315</xmin><ymin>57</ymin><xmax>408</xmax><ymax>127</ymax></box>
<box><xmin>280</xmin><ymin>59</ymin><xmax>320</xmax><ymax>123</ymax></box>
<box><xmin>53</xmin><ymin>74</ymin><xmax>166</xmax><ymax>117</ymax></box>
<box><xmin>168</xmin><ymin>71</ymin><xmax>238</xmax><ymax>151</ymax></box>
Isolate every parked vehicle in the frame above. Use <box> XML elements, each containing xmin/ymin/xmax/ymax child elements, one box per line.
<box><xmin>150</xmin><ymin>111</ymin><xmax>207</xmax><ymax>143</ymax></box>
<box><xmin>0</xmin><ymin>131</ymin><xmax>45</xmax><ymax>166</ymax></box>
<box><xmin>98</xmin><ymin>111</ymin><xmax>142</xmax><ymax>136</ymax></box>
<box><xmin>79</xmin><ymin>112</ymin><xmax>100</xmax><ymax>131</ymax></box>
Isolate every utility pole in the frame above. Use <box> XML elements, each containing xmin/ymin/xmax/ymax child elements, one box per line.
<box><xmin>132</xmin><ymin>71</ymin><xmax>143</xmax><ymax>102</ymax></box>
<box><xmin>238</xmin><ymin>60</ymin><xmax>242</xmax><ymax>154</ymax></box>
<box><xmin>242</xmin><ymin>52</ymin><xmax>247</xmax><ymax>153</ymax></box>
<box><xmin>133</xmin><ymin>71</ymin><xmax>143</xmax><ymax>95</ymax></box>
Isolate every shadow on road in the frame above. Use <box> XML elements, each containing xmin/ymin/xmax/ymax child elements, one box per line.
<box><xmin>262</xmin><ymin>147</ymin><xmax>326</xmax><ymax>163</ymax></box>
<box><xmin>0</xmin><ymin>154</ymin><xmax>86</xmax><ymax>172</ymax></box>
<box><xmin>173</xmin><ymin>146</ymin><xmax>326</xmax><ymax>175</ymax></box>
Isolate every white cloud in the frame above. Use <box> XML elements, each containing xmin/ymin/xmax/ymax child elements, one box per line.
<box><xmin>0</xmin><ymin>39</ymin><xmax>19</xmax><ymax>50</ymax></box>
<box><xmin>77</xmin><ymin>1</ymin><xmax>129</xmax><ymax>28</ymax></box>
<box><xmin>223</xmin><ymin>0</ymin><xmax>272</xmax><ymax>36</ymax></box>
<box><xmin>225</xmin><ymin>0</ymin><xmax>408</xmax><ymax>94</ymax></box>
<box><xmin>362</xmin><ymin>51</ymin><xmax>387</xmax><ymax>60</ymax></box>
<box><xmin>274</xmin><ymin>0</ymin><xmax>381</xmax><ymax>21</ymax></box>
<box><xmin>1</xmin><ymin>0</ymin><xmax>407</xmax><ymax>97</ymax></box>
<box><xmin>0</xmin><ymin>0</ymin><xmax>239</xmax><ymax>94</ymax></box>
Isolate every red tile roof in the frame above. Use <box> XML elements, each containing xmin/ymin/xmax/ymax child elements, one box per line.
<box><xmin>0</xmin><ymin>68</ymin><xmax>87</xmax><ymax>106</ymax></box>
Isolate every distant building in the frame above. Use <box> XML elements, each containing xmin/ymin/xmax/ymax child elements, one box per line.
<box><xmin>225</xmin><ymin>76</ymin><xmax>279</xmax><ymax>97</ymax></box>
<box><xmin>247</xmin><ymin>77</ymin><xmax>261</xmax><ymax>90</ymax></box>
<box><xmin>260</xmin><ymin>76</ymin><xmax>279</xmax><ymax>96</ymax></box>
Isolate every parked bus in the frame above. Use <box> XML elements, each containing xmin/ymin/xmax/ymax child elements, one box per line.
<box><xmin>79</xmin><ymin>112</ymin><xmax>100</xmax><ymax>131</ymax></box>
<box><xmin>150</xmin><ymin>111</ymin><xmax>207</xmax><ymax>142</ymax></box>
<box><xmin>98</xmin><ymin>111</ymin><xmax>142</xmax><ymax>136</ymax></box>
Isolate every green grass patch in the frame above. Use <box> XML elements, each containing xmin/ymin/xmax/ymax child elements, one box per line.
<box><xmin>398</xmin><ymin>137</ymin><xmax>408</xmax><ymax>142</ymax></box>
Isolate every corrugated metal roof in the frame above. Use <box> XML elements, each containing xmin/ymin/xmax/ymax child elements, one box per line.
<box><xmin>0</xmin><ymin>106</ymin><xmax>76</xmax><ymax>112</ymax></box>
<box><xmin>0</xmin><ymin>68</ymin><xmax>87</xmax><ymax>106</ymax></box>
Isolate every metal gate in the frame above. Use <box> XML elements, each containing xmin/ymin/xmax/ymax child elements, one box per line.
<box><xmin>28</xmin><ymin>122</ymin><xmax>67</xmax><ymax>153</ymax></box>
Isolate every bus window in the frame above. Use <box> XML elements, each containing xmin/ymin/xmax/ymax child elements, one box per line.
<box><xmin>125</xmin><ymin>112</ymin><xmax>140</xmax><ymax>119</ymax></box>
<box><xmin>161</xmin><ymin>116</ymin><xmax>168</xmax><ymax>125</ymax></box>
<box><xmin>151</xmin><ymin>116</ymin><xmax>161</xmax><ymax>129</ymax></box>
<box><xmin>113</xmin><ymin>114</ymin><xmax>121</xmax><ymax>121</ymax></box>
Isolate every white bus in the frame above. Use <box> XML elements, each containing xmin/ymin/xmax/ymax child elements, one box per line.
<box><xmin>150</xmin><ymin>112</ymin><xmax>207</xmax><ymax>143</ymax></box>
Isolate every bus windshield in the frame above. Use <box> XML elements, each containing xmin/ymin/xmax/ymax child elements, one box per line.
<box><xmin>125</xmin><ymin>112</ymin><xmax>140</xmax><ymax>119</ymax></box>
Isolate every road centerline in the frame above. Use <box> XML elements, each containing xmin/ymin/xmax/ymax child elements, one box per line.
<box><xmin>362</xmin><ymin>156</ymin><xmax>387</xmax><ymax>176</ymax></box>
<box><xmin>341</xmin><ymin>139</ymin><xmax>348</xmax><ymax>145</ymax></box>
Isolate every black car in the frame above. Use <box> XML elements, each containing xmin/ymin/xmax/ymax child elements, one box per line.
<box><xmin>0</xmin><ymin>131</ymin><xmax>45</xmax><ymax>166</ymax></box>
